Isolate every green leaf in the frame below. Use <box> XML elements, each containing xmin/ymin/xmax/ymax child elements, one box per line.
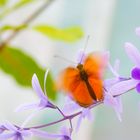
<box><xmin>0</xmin><ymin>47</ymin><xmax>57</xmax><ymax>100</ymax></box>
<box><xmin>0</xmin><ymin>24</ymin><xmax>27</xmax><ymax>33</ymax></box>
<box><xmin>0</xmin><ymin>0</ymin><xmax>7</xmax><ymax>6</ymax></box>
<box><xmin>33</xmin><ymin>25</ymin><xmax>84</xmax><ymax>43</ymax></box>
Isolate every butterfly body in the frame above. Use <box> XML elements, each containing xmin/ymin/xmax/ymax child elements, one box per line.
<box><xmin>58</xmin><ymin>53</ymin><xmax>107</xmax><ymax>107</ymax></box>
<box><xmin>77</xmin><ymin>63</ymin><xmax>97</xmax><ymax>101</ymax></box>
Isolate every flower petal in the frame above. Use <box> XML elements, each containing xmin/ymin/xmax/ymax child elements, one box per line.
<box><xmin>114</xmin><ymin>59</ymin><xmax>120</xmax><ymax>73</ymax></box>
<box><xmin>20</xmin><ymin>130</ymin><xmax>32</xmax><ymax>137</ymax></box>
<box><xmin>60</xmin><ymin>127</ymin><xmax>71</xmax><ymax>138</ymax></box>
<box><xmin>0</xmin><ymin>129</ymin><xmax>4</xmax><ymax>134</ymax></box>
<box><xmin>4</xmin><ymin>122</ymin><xmax>17</xmax><ymax>131</ymax></box>
<box><xmin>136</xmin><ymin>83</ymin><xmax>140</xmax><ymax>93</ymax></box>
<box><xmin>76</xmin><ymin>108</ymin><xmax>93</xmax><ymax>131</ymax></box>
<box><xmin>13</xmin><ymin>135</ymin><xmax>19</xmax><ymax>140</ymax></box>
<box><xmin>104</xmin><ymin>92</ymin><xmax>116</xmax><ymax>106</ymax></box>
<box><xmin>108</xmin><ymin>62</ymin><xmax>119</xmax><ymax>77</ymax></box>
<box><xmin>125</xmin><ymin>42</ymin><xmax>140</xmax><ymax>67</ymax></box>
<box><xmin>76</xmin><ymin>114</ymin><xmax>83</xmax><ymax>131</ymax></box>
<box><xmin>38</xmin><ymin>99</ymin><xmax>48</xmax><ymax>108</ymax></box>
<box><xmin>62</xmin><ymin>96</ymin><xmax>81</xmax><ymax>115</ymax></box>
<box><xmin>0</xmin><ymin>132</ymin><xmax>15</xmax><ymax>139</ymax></box>
<box><xmin>135</xmin><ymin>27</ymin><xmax>140</xmax><ymax>37</ymax></box>
<box><xmin>17</xmin><ymin>136</ymin><xmax>24</xmax><ymax>140</ymax></box>
<box><xmin>114</xmin><ymin>107</ymin><xmax>122</xmax><ymax>122</ymax></box>
<box><xmin>15</xmin><ymin>102</ymin><xmax>40</xmax><ymax>112</ymax></box>
<box><xmin>104</xmin><ymin>78</ymin><xmax>119</xmax><ymax>90</ymax></box>
<box><xmin>104</xmin><ymin>93</ymin><xmax>122</xmax><ymax>121</ymax></box>
<box><xmin>131</xmin><ymin>67</ymin><xmax>140</xmax><ymax>80</ymax></box>
<box><xmin>109</xmin><ymin>79</ymin><xmax>138</xmax><ymax>96</ymax></box>
<box><xmin>39</xmin><ymin>99</ymin><xmax>55</xmax><ymax>109</ymax></box>
<box><xmin>0</xmin><ymin>125</ymin><xmax>6</xmax><ymax>134</ymax></box>
<box><xmin>114</xmin><ymin>96</ymin><xmax>123</xmax><ymax>121</ymax></box>
<box><xmin>13</xmin><ymin>135</ymin><xmax>25</xmax><ymax>140</ymax></box>
<box><xmin>82</xmin><ymin>108</ymin><xmax>93</xmax><ymax>121</ymax></box>
<box><xmin>61</xmin><ymin>135</ymin><xmax>71</xmax><ymax>140</ymax></box>
<box><xmin>32</xmin><ymin>74</ymin><xmax>47</xmax><ymax>100</ymax></box>
<box><xmin>115</xmin><ymin>96</ymin><xmax>123</xmax><ymax>113</ymax></box>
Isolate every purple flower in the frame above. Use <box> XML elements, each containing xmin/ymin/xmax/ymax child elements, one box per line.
<box><xmin>0</xmin><ymin>125</ymin><xmax>6</xmax><ymax>134</ymax></box>
<box><xmin>15</xmin><ymin>70</ymin><xmax>57</xmax><ymax>128</ymax></box>
<box><xmin>62</xmin><ymin>96</ymin><xmax>81</xmax><ymax>115</ymax></box>
<box><xmin>16</xmin><ymin>69</ymin><xmax>56</xmax><ymax>112</ymax></box>
<box><xmin>104</xmin><ymin>91</ymin><xmax>122</xmax><ymax>121</ymax></box>
<box><xmin>31</xmin><ymin>127</ymin><xmax>71</xmax><ymax>140</ymax></box>
<box><xmin>0</xmin><ymin>122</ymin><xmax>31</xmax><ymax>140</ymax></box>
<box><xmin>104</xmin><ymin>59</ymin><xmax>121</xmax><ymax>90</ymax></box>
<box><xmin>107</xmin><ymin>43</ymin><xmax>139</xmax><ymax>97</ymax></box>
<box><xmin>60</xmin><ymin>127</ymin><xmax>72</xmax><ymax>140</ymax></box>
<box><xmin>124</xmin><ymin>42</ymin><xmax>140</xmax><ymax>93</ymax></box>
<box><xmin>107</xmin><ymin>42</ymin><xmax>140</xmax><ymax>118</ymax></box>
<box><xmin>104</xmin><ymin>60</ymin><xmax>123</xmax><ymax>121</ymax></box>
<box><xmin>131</xmin><ymin>67</ymin><xmax>140</xmax><ymax>92</ymax></box>
<box><xmin>76</xmin><ymin>108</ymin><xmax>93</xmax><ymax>131</ymax></box>
<box><xmin>125</xmin><ymin>43</ymin><xmax>140</xmax><ymax>67</ymax></box>
<box><xmin>63</xmin><ymin>96</ymin><xmax>93</xmax><ymax>131</ymax></box>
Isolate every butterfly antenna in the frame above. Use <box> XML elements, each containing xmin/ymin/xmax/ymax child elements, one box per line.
<box><xmin>54</xmin><ymin>55</ymin><xmax>77</xmax><ymax>65</ymax></box>
<box><xmin>80</xmin><ymin>35</ymin><xmax>90</xmax><ymax>63</ymax></box>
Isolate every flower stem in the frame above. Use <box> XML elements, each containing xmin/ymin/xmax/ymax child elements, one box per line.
<box><xmin>24</xmin><ymin>101</ymin><xmax>103</xmax><ymax>130</ymax></box>
<box><xmin>24</xmin><ymin>112</ymin><xmax>81</xmax><ymax>130</ymax></box>
<box><xmin>55</xmin><ymin>106</ymin><xmax>66</xmax><ymax>117</ymax></box>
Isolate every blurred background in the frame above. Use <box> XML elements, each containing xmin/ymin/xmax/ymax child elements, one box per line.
<box><xmin>0</xmin><ymin>0</ymin><xmax>140</xmax><ymax>139</ymax></box>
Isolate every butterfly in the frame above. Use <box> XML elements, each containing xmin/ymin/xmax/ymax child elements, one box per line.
<box><xmin>58</xmin><ymin>52</ymin><xmax>108</xmax><ymax>108</ymax></box>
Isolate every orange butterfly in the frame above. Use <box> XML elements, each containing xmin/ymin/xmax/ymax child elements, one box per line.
<box><xmin>58</xmin><ymin>52</ymin><xmax>108</xmax><ymax>108</ymax></box>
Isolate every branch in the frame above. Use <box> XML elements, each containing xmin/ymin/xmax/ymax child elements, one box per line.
<box><xmin>23</xmin><ymin>102</ymin><xmax>102</xmax><ymax>130</ymax></box>
<box><xmin>0</xmin><ymin>0</ymin><xmax>54</xmax><ymax>50</ymax></box>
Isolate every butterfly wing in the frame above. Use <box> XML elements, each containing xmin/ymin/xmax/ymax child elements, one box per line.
<box><xmin>83</xmin><ymin>53</ymin><xmax>108</xmax><ymax>101</ymax></box>
<box><xmin>72</xmin><ymin>81</ymin><xmax>94</xmax><ymax>107</ymax></box>
<box><xmin>84</xmin><ymin>52</ymin><xmax>108</xmax><ymax>77</ymax></box>
<box><xmin>58</xmin><ymin>67</ymin><xmax>80</xmax><ymax>93</ymax></box>
<box><xmin>58</xmin><ymin>67</ymin><xmax>94</xmax><ymax>107</ymax></box>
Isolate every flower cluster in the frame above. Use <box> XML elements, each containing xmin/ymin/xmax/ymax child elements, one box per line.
<box><xmin>0</xmin><ymin>27</ymin><xmax>140</xmax><ymax>140</ymax></box>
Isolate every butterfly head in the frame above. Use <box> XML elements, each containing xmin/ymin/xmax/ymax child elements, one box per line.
<box><xmin>77</xmin><ymin>63</ymin><xmax>83</xmax><ymax>71</ymax></box>
<box><xmin>77</xmin><ymin>63</ymin><xmax>88</xmax><ymax>81</ymax></box>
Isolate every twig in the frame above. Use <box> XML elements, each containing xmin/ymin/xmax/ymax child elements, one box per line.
<box><xmin>24</xmin><ymin>101</ymin><xmax>102</xmax><ymax>130</ymax></box>
<box><xmin>0</xmin><ymin>0</ymin><xmax>54</xmax><ymax>50</ymax></box>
